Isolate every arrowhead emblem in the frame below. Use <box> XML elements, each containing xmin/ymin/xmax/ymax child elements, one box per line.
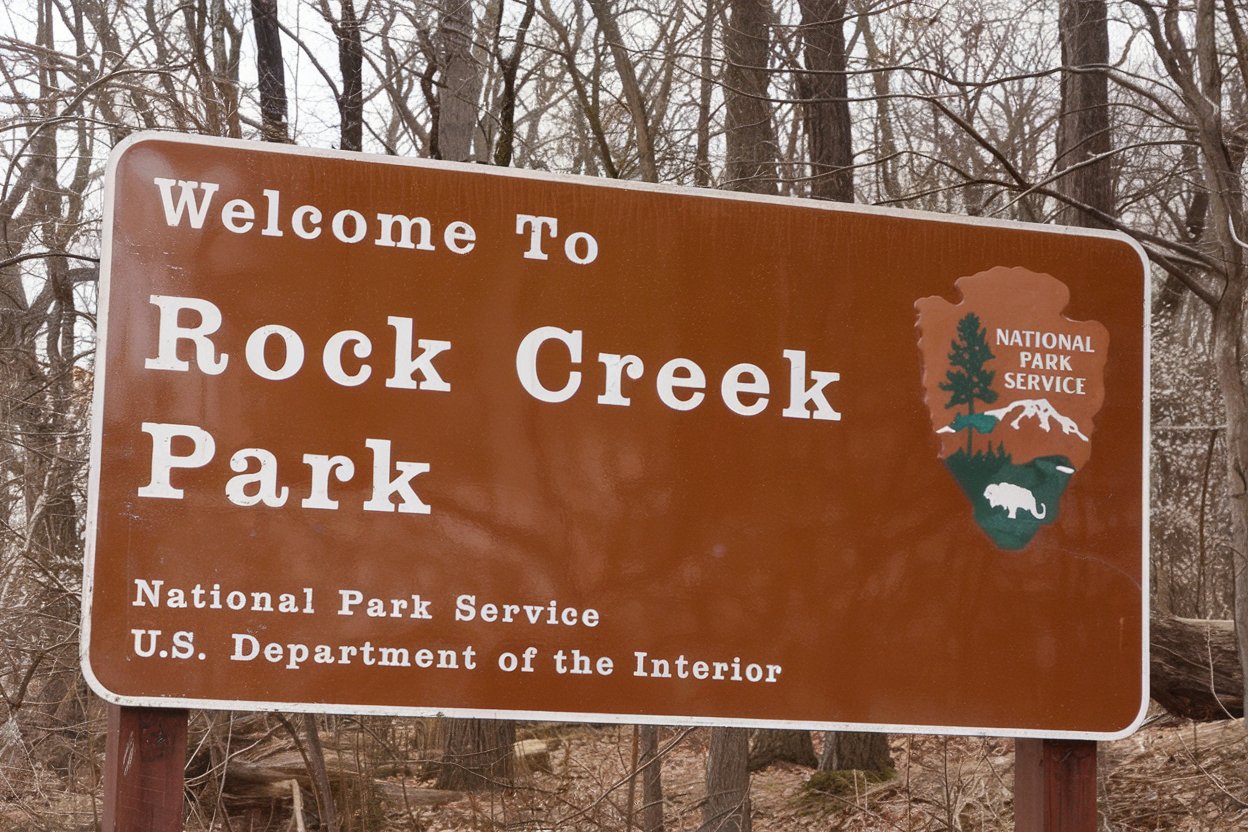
<box><xmin>915</xmin><ymin>267</ymin><xmax>1109</xmax><ymax>550</ymax></box>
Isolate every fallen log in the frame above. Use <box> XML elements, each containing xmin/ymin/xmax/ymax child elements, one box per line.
<box><xmin>221</xmin><ymin>749</ymin><xmax>461</xmax><ymax>808</ymax></box>
<box><xmin>1150</xmin><ymin>613</ymin><xmax>1242</xmax><ymax>721</ymax></box>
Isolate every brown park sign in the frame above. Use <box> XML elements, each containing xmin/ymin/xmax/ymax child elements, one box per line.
<box><xmin>82</xmin><ymin>134</ymin><xmax>1149</xmax><ymax>739</ymax></box>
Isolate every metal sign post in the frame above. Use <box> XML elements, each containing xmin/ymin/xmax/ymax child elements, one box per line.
<box><xmin>1014</xmin><ymin>738</ymin><xmax>1098</xmax><ymax>831</ymax></box>
<box><xmin>102</xmin><ymin>705</ymin><xmax>188</xmax><ymax>832</ymax></box>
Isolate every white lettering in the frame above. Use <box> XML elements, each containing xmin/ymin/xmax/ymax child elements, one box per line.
<box><xmin>245</xmin><ymin>324</ymin><xmax>305</xmax><ymax>381</ymax></box>
<box><xmin>225</xmin><ymin>448</ymin><xmax>289</xmax><ymax>507</ymax></box>
<box><xmin>292</xmin><ymin>204</ymin><xmax>322</xmax><ymax>239</ymax></box>
<box><xmin>444</xmin><ymin>221</ymin><xmax>476</xmax><ymax>254</ymax></box>
<box><xmin>145</xmin><ymin>295</ymin><xmax>229</xmax><ymax>374</ymax></box>
<box><xmin>323</xmin><ymin>330</ymin><xmax>373</xmax><ymax>387</ymax></box>
<box><xmin>385</xmin><ymin>317</ymin><xmax>451</xmax><ymax>391</ymax></box>
<box><xmin>375</xmin><ymin>213</ymin><xmax>433</xmax><ymax>250</ymax></box>
<box><xmin>261</xmin><ymin>189</ymin><xmax>283</xmax><ymax>237</ymax></box>
<box><xmin>516</xmin><ymin>326</ymin><xmax>582</xmax><ymax>402</ymax></box>
<box><xmin>656</xmin><ymin>358</ymin><xmax>706</xmax><ymax>411</ymax></box>
<box><xmin>331</xmin><ymin>209</ymin><xmax>367</xmax><ymax>243</ymax></box>
<box><xmin>221</xmin><ymin>198</ymin><xmax>255</xmax><ymax>233</ymax></box>
<box><xmin>362</xmin><ymin>438</ymin><xmax>431</xmax><ymax>514</ymax></box>
<box><xmin>153</xmin><ymin>178</ymin><xmax>219</xmax><ymax>228</ymax></box>
<box><xmin>597</xmin><ymin>353</ymin><xmax>644</xmax><ymax>406</ymax></box>
<box><xmin>721</xmin><ymin>363</ymin><xmax>770</xmax><ymax>416</ymax></box>
<box><xmin>138</xmin><ymin>422</ymin><xmax>216</xmax><ymax>499</ymax></box>
<box><xmin>302</xmin><ymin>454</ymin><xmax>355</xmax><ymax>509</ymax></box>
<box><xmin>564</xmin><ymin>231</ymin><xmax>598</xmax><ymax>264</ymax></box>
<box><xmin>781</xmin><ymin>349</ymin><xmax>841</xmax><ymax>421</ymax></box>
<box><xmin>516</xmin><ymin>214</ymin><xmax>557</xmax><ymax>260</ymax></box>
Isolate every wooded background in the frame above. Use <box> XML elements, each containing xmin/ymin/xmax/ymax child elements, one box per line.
<box><xmin>1</xmin><ymin>0</ymin><xmax>1247</xmax><ymax>829</ymax></box>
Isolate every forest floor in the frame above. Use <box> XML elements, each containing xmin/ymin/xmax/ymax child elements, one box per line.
<box><xmin>2</xmin><ymin>707</ymin><xmax>1248</xmax><ymax>831</ymax></box>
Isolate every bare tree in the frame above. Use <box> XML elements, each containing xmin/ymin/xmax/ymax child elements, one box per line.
<box><xmin>589</xmin><ymin>0</ymin><xmax>659</xmax><ymax>180</ymax></box>
<box><xmin>320</xmin><ymin>0</ymin><xmax>365</xmax><ymax>151</ymax></box>
<box><xmin>694</xmin><ymin>1</ymin><xmax>720</xmax><ymax>186</ymax></box>
<box><xmin>435</xmin><ymin>717</ymin><xmax>515</xmax><ymax>790</ymax></box>
<box><xmin>797</xmin><ymin>0</ymin><xmax>853</xmax><ymax>200</ymax></box>
<box><xmin>700</xmin><ymin>726</ymin><xmax>751</xmax><ymax>832</ymax></box>
<box><xmin>1124</xmin><ymin>0</ymin><xmax>1248</xmax><ymax>718</ymax></box>
<box><xmin>437</xmin><ymin>0</ymin><xmax>485</xmax><ymax>161</ymax></box>
<box><xmin>747</xmin><ymin>728</ymin><xmax>816</xmax><ymax>771</ymax></box>
<box><xmin>702</xmin><ymin>0</ymin><xmax>786</xmax><ymax>819</ymax></box>
<box><xmin>639</xmin><ymin>724</ymin><xmax>665</xmax><ymax>832</ymax></box>
<box><xmin>252</xmin><ymin>0</ymin><xmax>289</xmax><ymax>142</ymax></box>
<box><xmin>182</xmin><ymin>0</ymin><xmax>243</xmax><ymax>137</ymax></box>
<box><xmin>492</xmin><ymin>0</ymin><xmax>537</xmax><ymax>166</ymax></box>
<box><xmin>1055</xmin><ymin>0</ymin><xmax>1112</xmax><ymax>225</ymax></box>
<box><xmin>723</xmin><ymin>0</ymin><xmax>779</xmax><ymax>193</ymax></box>
<box><xmin>819</xmin><ymin>730</ymin><xmax>892</xmax><ymax>773</ymax></box>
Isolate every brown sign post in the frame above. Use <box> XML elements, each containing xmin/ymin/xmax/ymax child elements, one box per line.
<box><xmin>85</xmin><ymin>134</ymin><xmax>1148</xmax><ymax>829</ymax></box>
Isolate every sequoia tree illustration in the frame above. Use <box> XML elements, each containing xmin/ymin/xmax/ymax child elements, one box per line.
<box><xmin>939</xmin><ymin>312</ymin><xmax>997</xmax><ymax>455</ymax></box>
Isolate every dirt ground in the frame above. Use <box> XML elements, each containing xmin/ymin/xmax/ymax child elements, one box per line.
<box><xmin>2</xmin><ymin>709</ymin><xmax>1248</xmax><ymax>831</ymax></box>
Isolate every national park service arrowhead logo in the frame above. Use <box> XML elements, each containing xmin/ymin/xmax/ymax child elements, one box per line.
<box><xmin>915</xmin><ymin>267</ymin><xmax>1109</xmax><ymax>550</ymax></box>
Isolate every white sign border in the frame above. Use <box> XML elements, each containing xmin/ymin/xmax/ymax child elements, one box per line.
<box><xmin>81</xmin><ymin>131</ymin><xmax>1151</xmax><ymax>741</ymax></box>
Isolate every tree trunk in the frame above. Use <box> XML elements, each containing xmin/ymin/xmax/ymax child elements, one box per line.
<box><xmin>639</xmin><ymin>725</ymin><xmax>664</xmax><ymax>832</ymax></box>
<box><xmin>747</xmin><ymin>728</ymin><xmax>815</xmax><ymax>771</ymax></box>
<box><xmin>694</xmin><ymin>1</ymin><xmax>717</xmax><ymax>187</ymax></box>
<box><xmin>437</xmin><ymin>0</ymin><xmax>483</xmax><ymax>161</ymax></box>
<box><xmin>855</xmin><ymin>0</ymin><xmax>898</xmax><ymax>201</ymax></box>
<box><xmin>336</xmin><ymin>0</ymin><xmax>363</xmax><ymax>152</ymax></box>
<box><xmin>1214</xmin><ymin>284</ymin><xmax>1248</xmax><ymax>725</ymax></box>
<box><xmin>703</xmin><ymin>6</ymin><xmax>780</xmax><ymax>818</ymax></box>
<box><xmin>302</xmin><ymin>714</ymin><xmax>340</xmax><ymax>832</ymax></box>
<box><xmin>182</xmin><ymin>0</ymin><xmax>226</xmax><ymax>134</ymax></box>
<box><xmin>415</xmin><ymin>44</ymin><xmax>487</xmax><ymax>777</ymax></box>
<box><xmin>796</xmin><ymin>0</ymin><xmax>893</xmax><ymax>767</ymax></box>
<box><xmin>251</xmin><ymin>0</ymin><xmax>288</xmax><ymax>142</ymax></box>
<box><xmin>818</xmin><ymin>731</ymin><xmax>892</xmax><ymax>772</ymax></box>
<box><xmin>1056</xmin><ymin>0</ymin><xmax>1113</xmax><ymax>226</ymax></box>
<box><xmin>588</xmin><ymin>0</ymin><xmax>657</xmax><ymax>181</ymax></box>
<box><xmin>435</xmin><ymin>718</ymin><xmax>514</xmax><ymax>791</ymax></box>
<box><xmin>1150</xmin><ymin>613</ymin><xmax>1242</xmax><ymax>721</ymax></box>
<box><xmin>797</xmin><ymin>0</ymin><xmax>852</xmax><ymax>201</ymax></box>
<box><xmin>210</xmin><ymin>0</ymin><xmax>242</xmax><ymax>139</ymax></box>
<box><xmin>491</xmin><ymin>0</ymin><xmax>536</xmax><ymax>167</ymax></box>
<box><xmin>723</xmin><ymin>0</ymin><xmax>778</xmax><ymax>194</ymax></box>
<box><xmin>700</xmin><ymin>727</ymin><xmax>750</xmax><ymax>832</ymax></box>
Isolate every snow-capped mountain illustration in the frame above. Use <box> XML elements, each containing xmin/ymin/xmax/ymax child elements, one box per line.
<box><xmin>984</xmin><ymin>398</ymin><xmax>1089</xmax><ymax>441</ymax></box>
<box><xmin>936</xmin><ymin>398</ymin><xmax>1088</xmax><ymax>442</ymax></box>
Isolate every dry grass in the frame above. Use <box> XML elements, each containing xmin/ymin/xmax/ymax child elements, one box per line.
<box><xmin>3</xmin><ymin>709</ymin><xmax>1248</xmax><ymax>830</ymax></box>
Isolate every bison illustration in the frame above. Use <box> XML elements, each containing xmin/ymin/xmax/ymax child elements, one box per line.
<box><xmin>983</xmin><ymin>482</ymin><xmax>1046</xmax><ymax>520</ymax></box>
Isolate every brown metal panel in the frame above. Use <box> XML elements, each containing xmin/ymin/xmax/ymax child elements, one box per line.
<box><xmin>82</xmin><ymin>134</ymin><xmax>1148</xmax><ymax>737</ymax></box>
